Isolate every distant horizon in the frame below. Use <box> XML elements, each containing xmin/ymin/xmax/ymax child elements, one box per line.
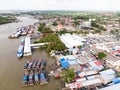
<box><xmin>0</xmin><ymin>10</ymin><xmax>120</xmax><ymax>13</ymax></box>
<box><xmin>0</xmin><ymin>0</ymin><xmax>120</xmax><ymax>11</ymax></box>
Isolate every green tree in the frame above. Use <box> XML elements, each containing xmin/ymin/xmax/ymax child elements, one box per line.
<box><xmin>61</xmin><ymin>21</ymin><xmax>65</xmax><ymax>25</ymax></box>
<box><xmin>74</xmin><ymin>20</ymin><xmax>79</xmax><ymax>26</ymax></box>
<box><xmin>94</xmin><ymin>29</ymin><xmax>101</xmax><ymax>34</ymax></box>
<box><xmin>61</xmin><ymin>69</ymin><xmax>75</xmax><ymax>83</ymax></box>
<box><xmin>77</xmin><ymin>45</ymin><xmax>82</xmax><ymax>49</ymax></box>
<box><xmin>91</xmin><ymin>21</ymin><xmax>99</xmax><ymax>28</ymax></box>
<box><xmin>0</xmin><ymin>16</ymin><xmax>16</xmax><ymax>25</ymax></box>
<box><xmin>53</xmin><ymin>21</ymin><xmax>57</xmax><ymax>26</ymax></box>
<box><xmin>38</xmin><ymin>23</ymin><xmax>53</xmax><ymax>33</ymax></box>
<box><xmin>110</xmin><ymin>30</ymin><xmax>116</xmax><ymax>34</ymax></box>
<box><xmin>56</xmin><ymin>29</ymin><xmax>68</xmax><ymax>35</ymax></box>
<box><xmin>35</xmin><ymin>33</ymin><xmax>66</xmax><ymax>53</ymax></box>
<box><xmin>98</xmin><ymin>52</ymin><xmax>106</xmax><ymax>60</ymax></box>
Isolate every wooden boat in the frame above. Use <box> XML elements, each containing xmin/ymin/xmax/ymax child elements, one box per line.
<box><xmin>37</xmin><ymin>59</ymin><xmax>42</xmax><ymax>68</ymax></box>
<box><xmin>28</xmin><ymin>70</ymin><xmax>34</xmax><ymax>86</ymax></box>
<box><xmin>54</xmin><ymin>71</ymin><xmax>61</xmax><ymax>78</ymax></box>
<box><xmin>34</xmin><ymin>72</ymin><xmax>39</xmax><ymax>84</ymax></box>
<box><xmin>48</xmin><ymin>69</ymin><xmax>61</xmax><ymax>78</ymax></box>
<box><xmin>21</xmin><ymin>70</ymin><xmax>29</xmax><ymax>87</ymax></box>
<box><xmin>21</xmin><ymin>75</ymin><xmax>28</xmax><ymax>87</ymax></box>
<box><xmin>32</xmin><ymin>60</ymin><xmax>38</xmax><ymax>68</ymax></box>
<box><xmin>27</xmin><ymin>61</ymin><xmax>33</xmax><ymax>69</ymax></box>
<box><xmin>40</xmin><ymin>60</ymin><xmax>46</xmax><ymax>70</ymax></box>
<box><xmin>23</xmin><ymin>62</ymin><xmax>29</xmax><ymax>69</ymax></box>
<box><xmin>40</xmin><ymin>72</ymin><xmax>48</xmax><ymax>85</ymax></box>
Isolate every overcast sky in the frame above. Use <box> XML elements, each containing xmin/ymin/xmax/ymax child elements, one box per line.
<box><xmin>0</xmin><ymin>0</ymin><xmax>120</xmax><ymax>11</ymax></box>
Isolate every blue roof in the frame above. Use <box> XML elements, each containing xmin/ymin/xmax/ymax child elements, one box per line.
<box><xmin>112</xmin><ymin>77</ymin><xmax>120</xmax><ymax>84</ymax></box>
<box><xmin>60</xmin><ymin>58</ymin><xmax>70</xmax><ymax>69</ymax></box>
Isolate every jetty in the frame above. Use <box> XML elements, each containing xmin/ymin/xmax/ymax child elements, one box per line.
<box><xmin>23</xmin><ymin>36</ymin><xmax>49</xmax><ymax>56</ymax></box>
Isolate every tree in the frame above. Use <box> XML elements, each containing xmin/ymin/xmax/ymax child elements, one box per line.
<box><xmin>61</xmin><ymin>21</ymin><xmax>65</xmax><ymax>25</ymax></box>
<box><xmin>53</xmin><ymin>21</ymin><xmax>57</xmax><ymax>26</ymax></box>
<box><xmin>110</xmin><ymin>29</ymin><xmax>120</xmax><ymax>40</ymax></box>
<box><xmin>0</xmin><ymin>16</ymin><xmax>16</xmax><ymax>25</ymax></box>
<box><xmin>94</xmin><ymin>29</ymin><xmax>101</xmax><ymax>34</ymax></box>
<box><xmin>91</xmin><ymin>21</ymin><xmax>99</xmax><ymax>28</ymax></box>
<box><xmin>38</xmin><ymin>23</ymin><xmax>53</xmax><ymax>33</ymax></box>
<box><xmin>56</xmin><ymin>29</ymin><xmax>68</xmax><ymax>35</ymax></box>
<box><xmin>77</xmin><ymin>45</ymin><xmax>82</xmax><ymax>49</ymax></box>
<box><xmin>98</xmin><ymin>52</ymin><xmax>106</xmax><ymax>60</ymax></box>
<box><xmin>110</xmin><ymin>30</ymin><xmax>116</xmax><ymax>34</ymax></box>
<box><xmin>35</xmin><ymin>33</ymin><xmax>66</xmax><ymax>53</ymax></box>
<box><xmin>61</xmin><ymin>69</ymin><xmax>75</xmax><ymax>83</ymax></box>
<box><xmin>74</xmin><ymin>20</ymin><xmax>79</xmax><ymax>26</ymax></box>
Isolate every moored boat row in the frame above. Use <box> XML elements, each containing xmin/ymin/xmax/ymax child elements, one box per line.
<box><xmin>8</xmin><ymin>26</ymin><xmax>34</xmax><ymax>39</ymax></box>
<box><xmin>21</xmin><ymin>59</ymin><xmax>48</xmax><ymax>87</ymax></box>
<box><xmin>23</xmin><ymin>59</ymin><xmax>46</xmax><ymax>70</ymax></box>
<box><xmin>21</xmin><ymin>70</ymin><xmax>48</xmax><ymax>87</ymax></box>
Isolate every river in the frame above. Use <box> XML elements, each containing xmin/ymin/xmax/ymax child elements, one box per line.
<box><xmin>0</xmin><ymin>16</ymin><xmax>61</xmax><ymax>90</ymax></box>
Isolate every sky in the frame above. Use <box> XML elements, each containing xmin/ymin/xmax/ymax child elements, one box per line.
<box><xmin>0</xmin><ymin>0</ymin><xmax>120</xmax><ymax>11</ymax></box>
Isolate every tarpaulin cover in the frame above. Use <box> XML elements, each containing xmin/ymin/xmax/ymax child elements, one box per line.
<box><xmin>60</xmin><ymin>58</ymin><xmax>69</xmax><ymax>69</ymax></box>
<box><xmin>112</xmin><ymin>77</ymin><xmax>120</xmax><ymax>84</ymax></box>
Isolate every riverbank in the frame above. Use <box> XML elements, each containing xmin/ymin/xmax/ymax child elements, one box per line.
<box><xmin>0</xmin><ymin>16</ymin><xmax>61</xmax><ymax>90</ymax></box>
<box><xmin>0</xmin><ymin>16</ymin><xmax>17</xmax><ymax>25</ymax></box>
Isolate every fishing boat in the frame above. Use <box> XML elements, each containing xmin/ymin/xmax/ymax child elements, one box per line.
<box><xmin>20</xmin><ymin>39</ymin><xmax>25</xmax><ymax>45</ymax></box>
<box><xmin>40</xmin><ymin>60</ymin><xmax>46</xmax><ymax>70</ymax></box>
<box><xmin>20</xmin><ymin>27</ymin><xmax>28</xmax><ymax>36</ymax></box>
<box><xmin>27</xmin><ymin>61</ymin><xmax>33</xmax><ymax>69</ymax></box>
<box><xmin>17</xmin><ymin>44</ymin><xmax>24</xmax><ymax>58</ymax></box>
<box><xmin>21</xmin><ymin>30</ymin><xmax>27</xmax><ymax>36</ymax></box>
<box><xmin>23</xmin><ymin>61</ymin><xmax>30</xmax><ymax>69</ymax></box>
<box><xmin>21</xmin><ymin>75</ymin><xmax>28</xmax><ymax>87</ymax></box>
<box><xmin>34</xmin><ymin>72</ymin><xmax>39</xmax><ymax>84</ymax></box>
<box><xmin>17</xmin><ymin>39</ymin><xmax>25</xmax><ymax>58</ymax></box>
<box><xmin>32</xmin><ymin>60</ymin><xmax>38</xmax><ymax>68</ymax></box>
<box><xmin>37</xmin><ymin>59</ymin><xmax>42</xmax><ymax>68</ymax></box>
<box><xmin>40</xmin><ymin>72</ymin><xmax>48</xmax><ymax>85</ymax></box>
<box><xmin>28</xmin><ymin>70</ymin><xmax>34</xmax><ymax>86</ymax></box>
<box><xmin>54</xmin><ymin>71</ymin><xmax>61</xmax><ymax>78</ymax></box>
<box><xmin>21</xmin><ymin>70</ymin><xmax>29</xmax><ymax>87</ymax></box>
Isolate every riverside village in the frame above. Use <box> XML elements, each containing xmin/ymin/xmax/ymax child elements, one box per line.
<box><xmin>1</xmin><ymin>11</ymin><xmax>120</xmax><ymax>90</ymax></box>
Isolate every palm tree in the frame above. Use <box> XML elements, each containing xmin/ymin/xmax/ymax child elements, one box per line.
<box><xmin>61</xmin><ymin>69</ymin><xmax>75</xmax><ymax>83</ymax></box>
<box><xmin>98</xmin><ymin>52</ymin><xmax>107</xmax><ymax>67</ymax></box>
<box><xmin>98</xmin><ymin>52</ymin><xmax>106</xmax><ymax>60</ymax></box>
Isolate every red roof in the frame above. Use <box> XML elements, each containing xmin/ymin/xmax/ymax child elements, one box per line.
<box><xmin>94</xmin><ymin>61</ymin><xmax>102</xmax><ymax>66</ymax></box>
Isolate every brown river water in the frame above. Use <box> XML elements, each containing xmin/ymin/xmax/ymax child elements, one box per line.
<box><xmin>0</xmin><ymin>16</ymin><xmax>61</xmax><ymax>90</ymax></box>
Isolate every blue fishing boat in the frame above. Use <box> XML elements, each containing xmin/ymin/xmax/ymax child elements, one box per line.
<box><xmin>17</xmin><ymin>44</ymin><xmax>24</xmax><ymax>58</ymax></box>
<box><xmin>17</xmin><ymin>39</ymin><xmax>25</xmax><ymax>58</ymax></box>
<box><xmin>34</xmin><ymin>73</ymin><xmax>39</xmax><ymax>84</ymax></box>
<box><xmin>28</xmin><ymin>70</ymin><xmax>34</xmax><ymax>86</ymax></box>
<box><xmin>40</xmin><ymin>60</ymin><xmax>46</xmax><ymax>70</ymax></box>
<box><xmin>32</xmin><ymin>60</ymin><xmax>38</xmax><ymax>68</ymax></box>
<box><xmin>27</xmin><ymin>61</ymin><xmax>33</xmax><ymax>69</ymax></box>
<box><xmin>21</xmin><ymin>75</ymin><xmax>28</xmax><ymax>87</ymax></box>
<box><xmin>40</xmin><ymin>72</ymin><xmax>48</xmax><ymax>85</ymax></box>
<box><xmin>20</xmin><ymin>39</ymin><xmax>25</xmax><ymax>44</ymax></box>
